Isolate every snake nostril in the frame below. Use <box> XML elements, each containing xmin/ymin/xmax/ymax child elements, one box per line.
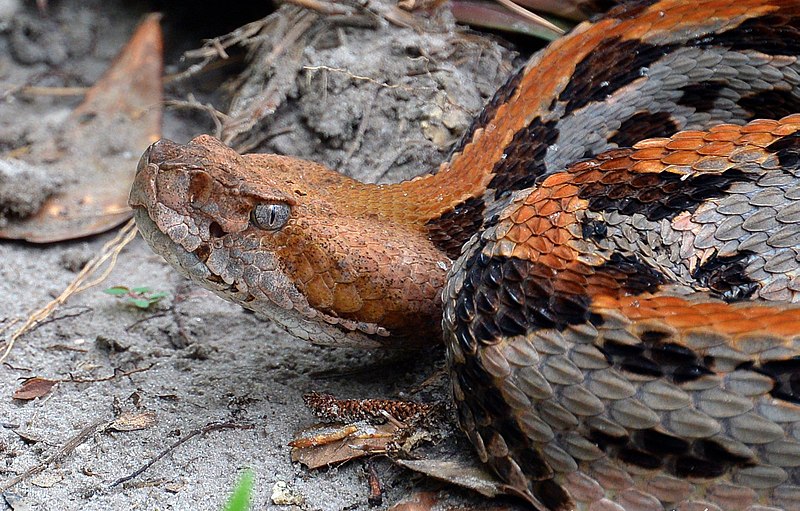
<box><xmin>194</xmin><ymin>244</ymin><xmax>211</xmax><ymax>263</ymax></box>
<box><xmin>141</xmin><ymin>138</ymin><xmax>182</xmax><ymax>169</ymax></box>
<box><xmin>209</xmin><ymin>221</ymin><xmax>225</xmax><ymax>239</ymax></box>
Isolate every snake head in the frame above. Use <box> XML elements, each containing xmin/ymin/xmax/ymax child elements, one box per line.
<box><xmin>130</xmin><ymin>135</ymin><xmax>447</xmax><ymax>348</ymax></box>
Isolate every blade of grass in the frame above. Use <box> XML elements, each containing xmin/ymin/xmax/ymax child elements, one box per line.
<box><xmin>224</xmin><ymin>469</ymin><xmax>254</xmax><ymax>511</ymax></box>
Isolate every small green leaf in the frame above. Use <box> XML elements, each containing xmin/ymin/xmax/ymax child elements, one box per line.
<box><xmin>224</xmin><ymin>469</ymin><xmax>254</xmax><ymax>511</ymax></box>
<box><xmin>103</xmin><ymin>286</ymin><xmax>130</xmax><ymax>296</ymax></box>
<box><xmin>131</xmin><ymin>286</ymin><xmax>152</xmax><ymax>294</ymax></box>
<box><xmin>148</xmin><ymin>292</ymin><xmax>168</xmax><ymax>300</ymax></box>
<box><xmin>131</xmin><ymin>298</ymin><xmax>152</xmax><ymax>309</ymax></box>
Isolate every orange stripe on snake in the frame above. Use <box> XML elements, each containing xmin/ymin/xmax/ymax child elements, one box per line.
<box><xmin>130</xmin><ymin>0</ymin><xmax>800</xmax><ymax>509</ymax></box>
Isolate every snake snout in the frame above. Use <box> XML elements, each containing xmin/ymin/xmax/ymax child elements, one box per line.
<box><xmin>140</xmin><ymin>138</ymin><xmax>190</xmax><ymax>169</ymax></box>
<box><xmin>130</xmin><ymin>138</ymin><xmax>198</xmax><ymax>210</ymax></box>
<box><xmin>129</xmin><ymin>141</ymin><xmax>159</xmax><ymax>210</ymax></box>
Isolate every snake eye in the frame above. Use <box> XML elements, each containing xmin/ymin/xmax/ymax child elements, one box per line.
<box><xmin>251</xmin><ymin>203</ymin><xmax>291</xmax><ymax>231</ymax></box>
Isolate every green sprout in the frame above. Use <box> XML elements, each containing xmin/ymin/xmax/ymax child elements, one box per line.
<box><xmin>223</xmin><ymin>469</ymin><xmax>254</xmax><ymax>511</ymax></box>
<box><xmin>103</xmin><ymin>286</ymin><xmax>168</xmax><ymax>309</ymax></box>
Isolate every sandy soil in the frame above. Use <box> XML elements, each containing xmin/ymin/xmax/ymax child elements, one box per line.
<box><xmin>0</xmin><ymin>0</ymin><xmax>529</xmax><ymax>509</ymax></box>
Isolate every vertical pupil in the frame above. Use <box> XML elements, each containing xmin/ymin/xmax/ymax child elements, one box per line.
<box><xmin>269</xmin><ymin>206</ymin><xmax>277</xmax><ymax>226</ymax></box>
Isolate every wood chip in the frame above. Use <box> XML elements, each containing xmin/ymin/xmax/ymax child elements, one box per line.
<box><xmin>109</xmin><ymin>411</ymin><xmax>157</xmax><ymax>432</ymax></box>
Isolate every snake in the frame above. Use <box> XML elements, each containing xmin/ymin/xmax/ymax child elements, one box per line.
<box><xmin>129</xmin><ymin>0</ymin><xmax>800</xmax><ymax>509</ymax></box>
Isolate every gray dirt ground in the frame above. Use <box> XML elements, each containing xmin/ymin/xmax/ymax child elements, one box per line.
<box><xmin>0</xmin><ymin>0</ymin><xmax>530</xmax><ymax>510</ymax></box>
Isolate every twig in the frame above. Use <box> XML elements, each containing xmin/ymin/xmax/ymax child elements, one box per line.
<box><xmin>30</xmin><ymin>306</ymin><xmax>92</xmax><ymax>331</ymax></box>
<box><xmin>223</xmin><ymin>11</ymin><xmax>318</xmax><ymax>147</ymax></box>
<box><xmin>494</xmin><ymin>0</ymin><xmax>565</xmax><ymax>35</ymax></box>
<box><xmin>342</xmin><ymin>86</ymin><xmax>379</xmax><ymax>168</ymax></box>
<box><xmin>109</xmin><ymin>421</ymin><xmax>255</xmax><ymax>488</ymax></box>
<box><xmin>0</xmin><ymin>418</ymin><xmax>113</xmax><ymax>493</ymax></box>
<box><xmin>66</xmin><ymin>364</ymin><xmax>154</xmax><ymax>384</ymax></box>
<box><xmin>366</xmin><ymin>459</ymin><xmax>383</xmax><ymax>506</ymax></box>
<box><xmin>303</xmin><ymin>65</ymin><xmax>412</xmax><ymax>91</ymax></box>
<box><xmin>165</xmin><ymin>96</ymin><xmax>230</xmax><ymax>138</ymax></box>
<box><xmin>0</xmin><ymin>318</ymin><xmax>20</xmax><ymax>337</ymax></box>
<box><xmin>124</xmin><ymin>311</ymin><xmax>170</xmax><ymax>332</ymax></box>
<box><xmin>18</xmin><ymin>85</ymin><xmax>88</xmax><ymax>97</ymax></box>
<box><xmin>3</xmin><ymin>362</ymin><xmax>32</xmax><ymax>372</ymax></box>
<box><xmin>0</xmin><ymin>220</ymin><xmax>137</xmax><ymax>364</ymax></box>
<box><xmin>171</xmin><ymin>16</ymin><xmax>277</xmax><ymax>82</ymax></box>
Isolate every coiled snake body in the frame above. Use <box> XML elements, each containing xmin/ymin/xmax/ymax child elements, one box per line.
<box><xmin>130</xmin><ymin>1</ymin><xmax>800</xmax><ymax>509</ymax></box>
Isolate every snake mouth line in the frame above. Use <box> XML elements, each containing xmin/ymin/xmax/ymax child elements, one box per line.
<box><xmin>132</xmin><ymin>208</ymin><xmax>220</xmax><ymax>288</ymax></box>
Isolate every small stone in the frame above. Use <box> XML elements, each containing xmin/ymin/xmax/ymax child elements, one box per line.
<box><xmin>271</xmin><ymin>481</ymin><xmax>305</xmax><ymax>506</ymax></box>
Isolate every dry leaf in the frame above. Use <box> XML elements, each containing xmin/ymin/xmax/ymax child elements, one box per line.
<box><xmin>29</xmin><ymin>472</ymin><xmax>63</xmax><ymax>488</ymax></box>
<box><xmin>290</xmin><ymin>422</ymin><xmax>396</xmax><ymax>469</ymax></box>
<box><xmin>12</xmin><ymin>429</ymin><xmax>43</xmax><ymax>444</ymax></box>
<box><xmin>0</xmin><ymin>14</ymin><xmax>163</xmax><ymax>242</ymax></box>
<box><xmin>393</xmin><ymin>456</ymin><xmax>533</xmax><ymax>505</ymax></box>
<box><xmin>395</xmin><ymin>458</ymin><xmax>504</xmax><ymax>497</ymax></box>
<box><xmin>13</xmin><ymin>377</ymin><xmax>57</xmax><ymax>400</ymax></box>
<box><xmin>164</xmin><ymin>481</ymin><xmax>185</xmax><ymax>493</ymax></box>
<box><xmin>109</xmin><ymin>410</ymin><xmax>157</xmax><ymax>431</ymax></box>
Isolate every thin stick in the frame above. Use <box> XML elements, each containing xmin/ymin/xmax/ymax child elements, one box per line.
<box><xmin>0</xmin><ymin>418</ymin><xmax>113</xmax><ymax>493</ymax></box>
<box><xmin>303</xmin><ymin>65</ymin><xmax>411</xmax><ymax>90</ymax></box>
<box><xmin>0</xmin><ymin>220</ymin><xmax>138</xmax><ymax>364</ymax></box>
<box><xmin>66</xmin><ymin>364</ymin><xmax>154</xmax><ymax>384</ymax></box>
<box><xmin>19</xmin><ymin>86</ymin><xmax>88</xmax><ymax>96</ymax></box>
<box><xmin>109</xmin><ymin>422</ymin><xmax>255</xmax><ymax>488</ymax></box>
<box><xmin>495</xmin><ymin>0</ymin><xmax>565</xmax><ymax>35</ymax></box>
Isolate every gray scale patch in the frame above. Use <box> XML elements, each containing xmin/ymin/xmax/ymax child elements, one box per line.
<box><xmin>764</xmin><ymin>440</ymin><xmax>800</xmax><ymax>468</ymax></box>
<box><xmin>724</xmin><ymin>372</ymin><xmax>777</xmax><ymax>397</ymax></box>
<box><xmin>516</xmin><ymin>408</ymin><xmax>555</xmax><ymax>443</ymax></box>
<box><xmin>563</xmin><ymin>431</ymin><xmax>605</xmax><ymax>461</ymax></box>
<box><xmin>750</xmin><ymin>188</ymin><xmax>786</xmax><ymax>207</ymax></box>
<box><xmin>585</xmin><ymin>415</ymin><xmax>628</xmax><ymax>440</ymax></box>
<box><xmin>768</xmin><ymin>224</ymin><xmax>800</xmax><ymax>248</ymax></box>
<box><xmin>586</xmin><ymin>368</ymin><xmax>637</xmax><ymax>400</ymax></box>
<box><xmin>743</xmin><ymin>209</ymin><xmax>781</xmax><ymax>233</ymax></box>
<box><xmin>543</xmin><ymin>441</ymin><xmax>578</xmax><ymax>473</ymax></box>
<box><xmin>538</xmin><ymin>398</ymin><xmax>580</xmax><ymax>430</ymax></box>
<box><xmin>776</xmin><ymin>201</ymin><xmax>800</xmax><ymax>223</ymax></box>
<box><xmin>641</xmin><ymin>380</ymin><xmax>691</xmax><ymax>411</ymax></box>
<box><xmin>541</xmin><ymin>354</ymin><xmax>585</xmax><ymax>385</ymax></box>
<box><xmin>730</xmin><ymin>412</ymin><xmax>786</xmax><ymax>444</ymax></box>
<box><xmin>560</xmin><ymin>384</ymin><xmax>605</xmax><ymax>417</ymax></box>
<box><xmin>664</xmin><ymin>407</ymin><xmax>720</xmax><ymax>438</ymax></box>
<box><xmin>532</xmin><ymin>329</ymin><xmax>569</xmax><ymax>355</ymax></box>
<box><xmin>569</xmin><ymin>343</ymin><xmax>610</xmax><ymax>370</ymax></box>
<box><xmin>734</xmin><ymin>465</ymin><xmax>788</xmax><ymax>490</ymax></box>
<box><xmin>499</xmin><ymin>377</ymin><xmax>533</xmax><ymax>410</ymax></box>
<box><xmin>774</xmin><ymin>486</ymin><xmax>800</xmax><ymax>511</ymax></box>
<box><xmin>706</xmin><ymin>344</ymin><xmax>753</xmax><ymax>372</ymax></box>
<box><xmin>481</xmin><ymin>343</ymin><xmax>512</xmax><ymax>378</ymax></box>
<box><xmin>697</xmin><ymin>388</ymin><xmax>754</xmax><ymax>418</ymax></box>
<box><xmin>513</xmin><ymin>365</ymin><xmax>554</xmax><ymax>400</ymax></box>
<box><xmin>608</xmin><ymin>397</ymin><xmax>660</xmax><ymax>429</ymax></box>
<box><xmin>503</xmin><ymin>336</ymin><xmax>542</xmax><ymax>367</ymax></box>
<box><xmin>617</xmin><ymin>489</ymin><xmax>662</xmax><ymax>511</ymax></box>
